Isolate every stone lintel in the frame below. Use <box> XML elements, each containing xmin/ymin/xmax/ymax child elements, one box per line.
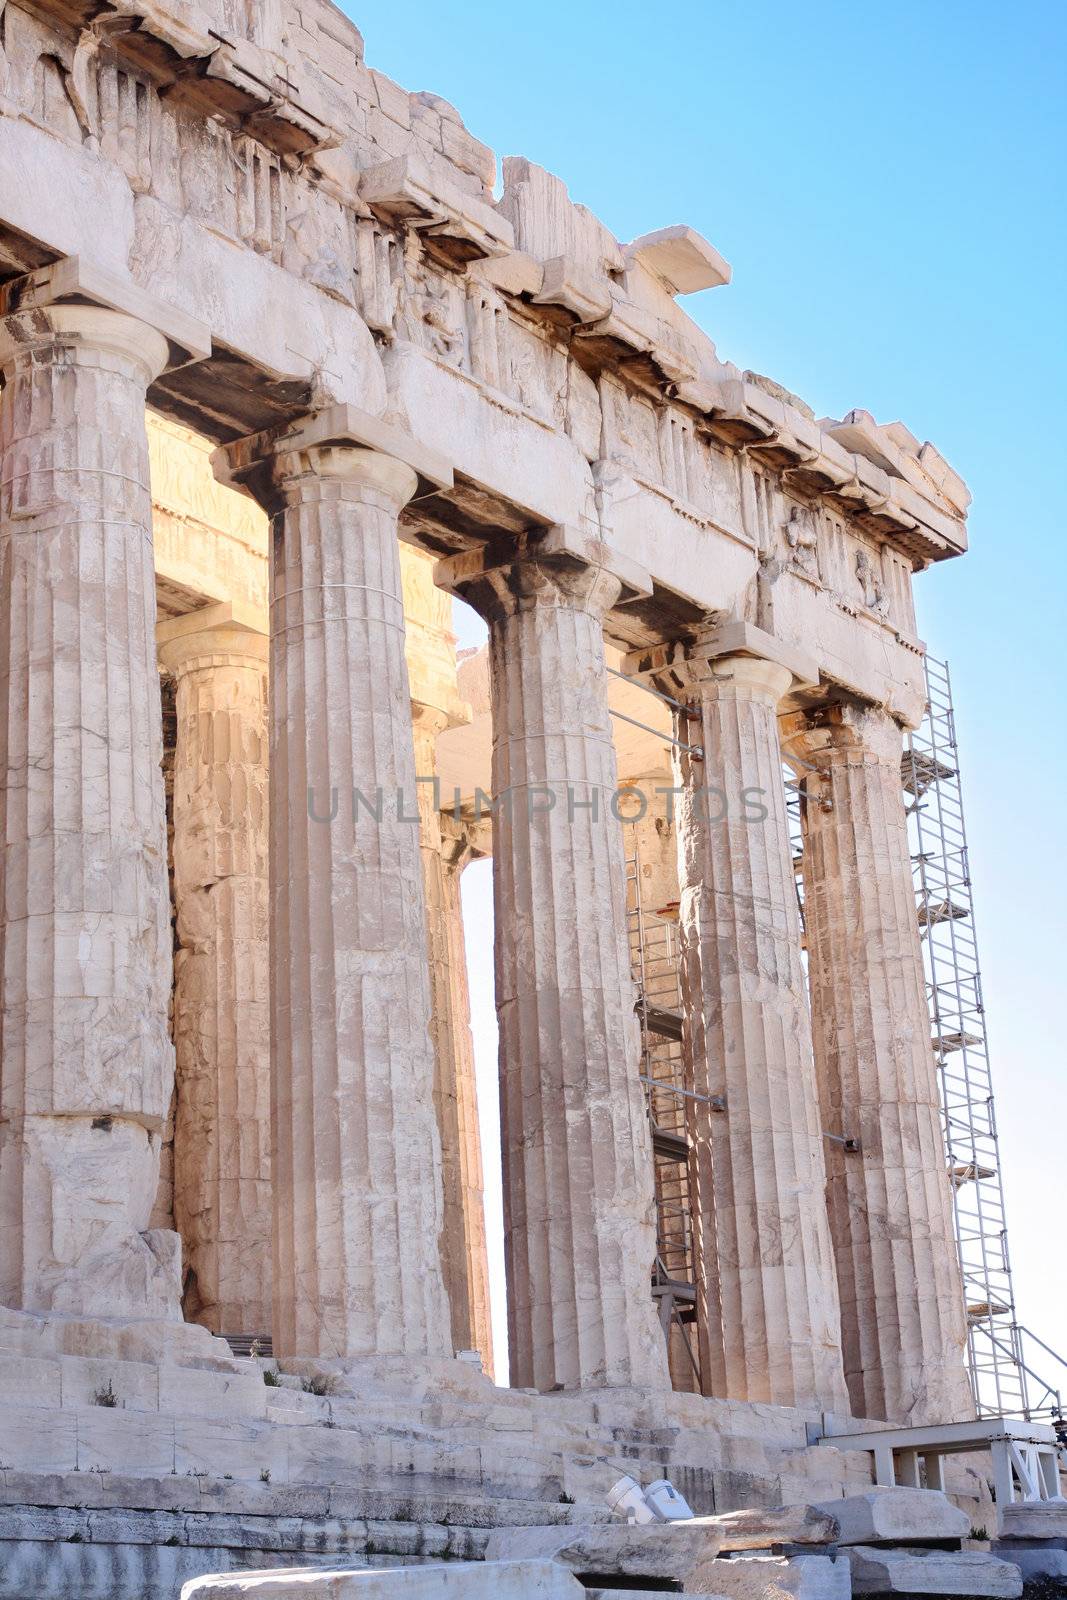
<box><xmin>157</xmin><ymin>599</ymin><xmax>269</xmax><ymax>651</ymax></box>
<box><xmin>359</xmin><ymin>153</ymin><xmax>515</xmax><ymax>260</ymax></box>
<box><xmin>624</xmin><ymin>224</ymin><xmax>732</xmax><ymax>295</ymax></box>
<box><xmin>621</xmin><ymin>620</ymin><xmax>820</xmax><ymax>694</ymax></box>
<box><xmin>532</xmin><ymin>256</ymin><xmax>613</xmax><ymax>322</ymax></box>
<box><xmin>434</xmin><ymin>523</ymin><xmax>652</xmax><ymax>606</ymax></box>
<box><xmin>0</xmin><ymin>256</ymin><xmax>211</xmax><ymax>368</ymax></box>
<box><xmin>471</xmin><ymin>249</ymin><xmax>546</xmax><ymax>297</ymax></box>
<box><xmin>216</xmin><ymin>404</ymin><xmax>453</xmax><ymax>494</ymax></box>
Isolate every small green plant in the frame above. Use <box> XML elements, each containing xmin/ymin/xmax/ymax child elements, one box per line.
<box><xmin>91</xmin><ymin>1381</ymin><xmax>117</xmax><ymax>1409</ymax></box>
<box><xmin>558</xmin><ymin>1491</ymin><xmax>575</xmax><ymax>1505</ymax></box>
<box><xmin>301</xmin><ymin>1374</ymin><xmax>336</xmax><ymax>1397</ymax></box>
<box><xmin>263</xmin><ymin>1369</ymin><xmax>281</xmax><ymax>1388</ymax></box>
<box><xmin>971</xmin><ymin>1526</ymin><xmax>989</xmax><ymax>1542</ymax></box>
<box><xmin>259</xmin><ymin>1468</ymin><xmax>271</xmax><ymax>1484</ymax></box>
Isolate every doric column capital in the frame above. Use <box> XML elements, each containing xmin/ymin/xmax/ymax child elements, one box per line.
<box><xmin>781</xmin><ymin>698</ymin><xmax>904</xmax><ymax>773</ymax></box>
<box><xmin>622</xmin><ymin>619</ymin><xmax>818</xmax><ymax>706</ymax></box>
<box><xmin>272</xmin><ymin>444</ymin><xmax>419</xmax><ymax>514</ymax></box>
<box><xmin>157</xmin><ymin>601</ymin><xmax>269</xmax><ymax>678</ymax></box>
<box><xmin>0</xmin><ymin>304</ymin><xmax>169</xmax><ymax>386</ymax></box>
<box><xmin>0</xmin><ymin>256</ymin><xmax>209</xmax><ymax>380</ymax></box>
<box><xmin>435</xmin><ymin>523</ymin><xmax>652</xmax><ymax>625</ymax></box>
<box><xmin>411</xmin><ymin>701</ymin><xmax>452</xmax><ymax>742</ymax></box>
<box><xmin>439</xmin><ymin>811</ymin><xmax>492</xmax><ymax>874</ymax></box>
<box><xmin>212</xmin><ymin>401</ymin><xmax>451</xmax><ymax>518</ymax></box>
<box><xmin>411</xmin><ymin>691</ymin><xmax>470</xmax><ymax>744</ymax></box>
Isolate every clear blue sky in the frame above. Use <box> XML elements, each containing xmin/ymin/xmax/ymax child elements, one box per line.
<box><xmin>339</xmin><ymin>0</ymin><xmax>1067</xmax><ymax>1388</ymax></box>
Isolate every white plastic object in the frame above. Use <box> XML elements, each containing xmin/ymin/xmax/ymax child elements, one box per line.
<box><xmin>606</xmin><ymin>1473</ymin><xmax>657</xmax><ymax>1525</ymax></box>
<box><xmin>643</xmin><ymin>1477</ymin><xmax>695</xmax><ymax>1522</ymax></box>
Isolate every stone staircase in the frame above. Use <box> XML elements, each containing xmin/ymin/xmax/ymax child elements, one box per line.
<box><xmin>172</xmin><ymin>1486</ymin><xmax>1067</xmax><ymax>1599</ymax></box>
<box><xmin>5</xmin><ymin>1306</ymin><xmax>1037</xmax><ymax>1599</ymax></box>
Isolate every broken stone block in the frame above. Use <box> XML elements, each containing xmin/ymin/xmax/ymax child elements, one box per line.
<box><xmin>845</xmin><ymin>1546</ymin><xmax>1022</xmax><ymax>1596</ymax></box>
<box><xmin>999</xmin><ymin>1502</ymin><xmax>1067</xmax><ymax>1541</ymax></box>
<box><xmin>483</xmin><ymin>1521</ymin><xmax>723</xmax><ymax>1583</ymax></box>
<box><xmin>691</xmin><ymin>1553</ymin><xmax>849</xmax><ymax>1600</ymax></box>
<box><xmin>181</xmin><ymin>1559</ymin><xmax>585</xmax><ymax>1596</ymax></box>
<box><xmin>816</xmin><ymin>1489</ymin><xmax>970</xmax><ymax>1546</ymax></box>
<box><xmin>698</xmin><ymin>1505</ymin><xmax>841</xmax><ymax>1551</ymax></box>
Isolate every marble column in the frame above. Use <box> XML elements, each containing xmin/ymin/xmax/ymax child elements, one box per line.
<box><xmin>643</xmin><ymin>636</ymin><xmax>849</xmax><ymax>1411</ymax></box>
<box><xmin>217</xmin><ymin>418</ymin><xmax>451</xmax><ymax>1362</ymax></box>
<box><xmin>413</xmin><ymin>708</ymin><xmax>494</xmax><ymax>1377</ymax></box>
<box><xmin>0</xmin><ymin>304</ymin><xmax>179</xmax><ymax>1318</ymax></box>
<box><xmin>440</xmin><ymin>535</ymin><xmax>669</xmax><ymax>1393</ymax></box>
<box><xmin>782</xmin><ymin>700</ymin><xmax>973</xmax><ymax>1422</ymax></box>
<box><xmin>157</xmin><ymin>605</ymin><xmax>271</xmax><ymax>1339</ymax></box>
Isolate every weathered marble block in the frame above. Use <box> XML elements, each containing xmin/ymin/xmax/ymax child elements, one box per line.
<box><xmin>845</xmin><ymin>1546</ymin><xmax>1022</xmax><ymax>1597</ymax></box>
<box><xmin>814</xmin><ymin>1489</ymin><xmax>970</xmax><ymax>1546</ymax></box>
<box><xmin>181</xmin><ymin>1560</ymin><xmax>585</xmax><ymax>1597</ymax></box>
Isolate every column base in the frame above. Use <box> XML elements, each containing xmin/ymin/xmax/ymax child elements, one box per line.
<box><xmin>0</xmin><ymin>1302</ymin><xmax>249</xmax><ymax>1373</ymax></box>
<box><xmin>275</xmin><ymin>1351</ymin><xmax>498</xmax><ymax>1404</ymax></box>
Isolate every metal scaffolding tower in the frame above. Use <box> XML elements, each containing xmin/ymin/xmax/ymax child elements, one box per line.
<box><xmin>625</xmin><ymin>653</ymin><xmax>1064</xmax><ymax>1419</ymax></box>
<box><xmin>787</xmin><ymin>653</ymin><xmax>1063</xmax><ymax>1420</ymax></box>
<box><xmin>904</xmin><ymin>653</ymin><xmax>1064</xmax><ymax>1421</ymax></box>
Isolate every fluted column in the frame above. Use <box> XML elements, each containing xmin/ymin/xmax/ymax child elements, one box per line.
<box><xmin>0</xmin><ymin>304</ymin><xmax>179</xmax><ymax>1318</ymax></box>
<box><xmin>440</xmin><ymin>533</ymin><xmax>669</xmax><ymax>1393</ymax></box>
<box><xmin>217</xmin><ymin>416</ymin><xmax>451</xmax><ymax>1362</ymax></box>
<box><xmin>783</xmin><ymin>700</ymin><xmax>972</xmax><ymax>1422</ymax></box>
<box><xmin>635</xmin><ymin>633</ymin><xmax>848</xmax><ymax>1411</ymax></box>
<box><xmin>413</xmin><ymin>709</ymin><xmax>494</xmax><ymax>1377</ymax></box>
<box><xmin>158</xmin><ymin>605</ymin><xmax>271</xmax><ymax>1340</ymax></box>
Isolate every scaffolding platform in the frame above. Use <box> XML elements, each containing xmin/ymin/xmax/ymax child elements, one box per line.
<box><xmin>819</xmin><ymin>1416</ymin><xmax>1065</xmax><ymax>1528</ymax></box>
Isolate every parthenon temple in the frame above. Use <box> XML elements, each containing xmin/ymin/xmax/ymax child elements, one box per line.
<box><xmin>0</xmin><ymin>2</ymin><xmax>1061</xmax><ymax>1597</ymax></box>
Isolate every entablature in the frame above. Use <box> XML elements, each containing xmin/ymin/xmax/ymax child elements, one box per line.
<box><xmin>8</xmin><ymin>0</ymin><xmax>342</xmax><ymax>157</ymax></box>
<box><xmin>0</xmin><ymin>0</ymin><xmax>968</xmax><ymax>694</ymax></box>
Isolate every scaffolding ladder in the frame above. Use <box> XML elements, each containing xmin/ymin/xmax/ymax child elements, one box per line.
<box><xmin>625</xmin><ymin>854</ymin><xmax>702</xmax><ymax>1391</ymax></box>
